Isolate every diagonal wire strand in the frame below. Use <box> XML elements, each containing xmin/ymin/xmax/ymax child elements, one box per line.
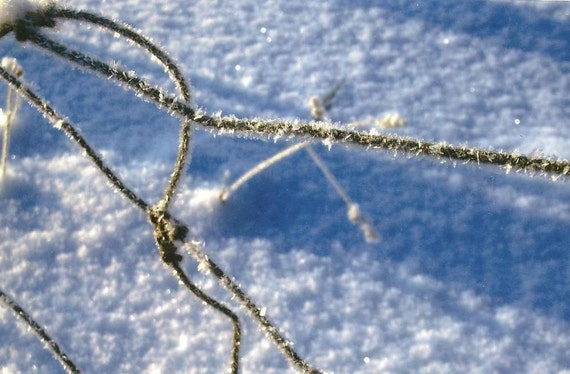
<box><xmin>0</xmin><ymin>63</ymin><xmax>246</xmax><ymax>373</ymax></box>
<box><xmin>0</xmin><ymin>65</ymin><xmax>150</xmax><ymax>211</ymax></box>
<box><xmin>0</xmin><ymin>286</ymin><xmax>81</xmax><ymax>374</ymax></box>
<box><xmin>148</xmin><ymin>211</ymin><xmax>242</xmax><ymax>374</ymax></box>
<box><xmin>46</xmin><ymin>7</ymin><xmax>194</xmax><ymax>212</ymax></box>
<box><xmin>24</xmin><ymin>27</ymin><xmax>570</xmax><ymax>180</ymax></box>
<box><xmin>32</xmin><ymin>11</ymin><xmax>246</xmax><ymax>370</ymax></box>
<box><xmin>25</xmin><ymin>26</ymin><xmax>190</xmax><ymax>213</ymax></box>
<box><xmin>181</xmin><ymin>240</ymin><xmax>323</xmax><ymax>374</ymax></box>
<box><xmin>13</xmin><ymin>22</ymin><xmax>325</xmax><ymax>370</ymax></box>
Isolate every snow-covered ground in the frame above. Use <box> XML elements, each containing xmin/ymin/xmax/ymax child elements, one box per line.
<box><xmin>1</xmin><ymin>0</ymin><xmax>569</xmax><ymax>372</ymax></box>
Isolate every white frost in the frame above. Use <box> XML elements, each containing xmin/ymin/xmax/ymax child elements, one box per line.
<box><xmin>0</xmin><ymin>0</ymin><xmax>53</xmax><ymax>27</ymax></box>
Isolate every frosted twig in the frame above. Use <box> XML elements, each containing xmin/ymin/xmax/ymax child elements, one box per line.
<box><xmin>1</xmin><ymin>15</ymin><xmax>245</xmax><ymax>372</ymax></box>
<box><xmin>304</xmin><ymin>145</ymin><xmax>379</xmax><ymax>243</ymax></box>
<box><xmin>193</xmin><ymin>115</ymin><xmax>570</xmax><ymax>179</ymax></box>
<box><xmin>20</xmin><ymin>28</ymin><xmax>570</xmax><ymax>179</ymax></box>
<box><xmin>0</xmin><ymin>52</ymin><xmax>246</xmax><ymax>374</ymax></box>
<box><xmin>46</xmin><ymin>6</ymin><xmax>191</xmax><ymax>102</ymax></box>
<box><xmin>220</xmin><ymin>142</ymin><xmax>308</xmax><ymax>202</ymax></box>
<box><xmin>0</xmin><ymin>57</ymin><xmax>22</xmax><ymax>180</ymax></box>
<box><xmin>2</xmin><ymin>3</ymin><xmax>569</xmax><ymax>373</ymax></box>
<box><xmin>1</xmin><ymin>7</ymin><xmax>323</xmax><ymax>372</ymax></box>
<box><xmin>0</xmin><ymin>286</ymin><xmax>81</xmax><ymax>374</ymax></box>
<box><xmin>45</xmin><ymin>6</ymin><xmax>193</xmax><ymax>212</ymax></box>
<box><xmin>28</xmin><ymin>9</ymin><xmax>245</xmax><ymax>369</ymax></box>
<box><xmin>171</xmin><ymin>260</ymin><xmax>241</xmax><ymax>374</ymax></box>
<box><xmin>4</xmin><ymin>4</ymin><xmax>570</xmax><ymax>179</ymax></box>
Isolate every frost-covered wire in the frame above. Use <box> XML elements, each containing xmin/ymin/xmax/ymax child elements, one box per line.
<box><xmin>2</xmin><ymin>1</ymin><xmax>570</xmax><ymax>373</ymax></box>
<box><xmin>195</xmin><ymin>115</ymin><xmax>570</xmax><ymax>179</ymax></box>
<box><xmin>0</xmin><ymin>286</ymin><xmax>81</xmax><ymax>374</ymax></box>
<box><xmin>0</xmin><ymin>64</ymin><xmax>150</xmax><ymax>211</ymax></box>
<box><xmin>0</xmin><ymin>5</ymin><xmax>325</xmax><ymax>372</ymax></box>
<box><xmin>181</xmin><ymin>239</ymin><xmax>323</xmax><ymax>374</ymax></box>
<box><xmin>17</xmin><ymin>6</ymin><xmax>192</xmax><ymax>213</ymax></box>
<box><xmin>44</xmin><ymin>6</ymin><xmax>193</xmax><ymax>212</ymax></box>
<box><xmin>22</xmin><ymin>28</ymin><xmax>570</xmax><ymax>180</ymax></box>
<box><xmin>148</xmin><ymin>210</ymin><xmax>241</xmax><ymax>374</ymax></box>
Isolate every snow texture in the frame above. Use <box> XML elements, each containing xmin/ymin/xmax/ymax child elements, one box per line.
<box><xmin>1</xmin><ymin>0</ymin><xmax>570</xmax><ymax>373</ymax></box>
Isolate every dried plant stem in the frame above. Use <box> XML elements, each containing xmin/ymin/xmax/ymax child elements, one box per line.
<box><xmin>0</xmin><ymin>87</ymin><xmax>19</xmax><ymax>177</ymax></box>
<box><xmin>0</xmin><ymin>287</ymin><xmax>81</xmax><ymax>374</ymax></box>
<box><xmin>220</xmin><ymin>142</ymin><xmax>308</xmax><ymax>202</ymax></box>
<box><xmin>304</xmin><ymin>145</ymin><xmax>351</xmax><ymax>205</ymax></box>
<box><xmin>304</xmin><ymin>145</ymin><xmax>379</xmax><ymax>242</ymax></box>
<box><xmin>219</xmin><ymin>140</ymin><xmax>379</xmax><ymax>241</ymax></box>
<box><xmin>1</xmin><ymin>62</ymin><xmax>21</xmax><ymax>179</ymax></box>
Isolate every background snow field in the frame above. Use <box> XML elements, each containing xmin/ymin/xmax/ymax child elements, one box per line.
<box><xmin>1</xmin><ymin>0</ymin><xmax>570</xmax><ymax>372</ymax></box>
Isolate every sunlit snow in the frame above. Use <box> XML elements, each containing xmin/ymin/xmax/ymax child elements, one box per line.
<box><xmin>0</xmin><ymin>0</ymin><xmax>569</xmax><ymax>373</ymax></box>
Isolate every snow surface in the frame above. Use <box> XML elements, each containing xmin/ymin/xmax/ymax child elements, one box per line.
<box><xmin>1</xmin><ymin>0</ymin><xmax>570</xmax><ymax>373</ymax></box>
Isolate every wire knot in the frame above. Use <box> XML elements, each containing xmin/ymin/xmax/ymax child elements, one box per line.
<box><xmin>148</xmin><ymin>207</ymin><xmax>185</xmax><ymax>265</ymax></box>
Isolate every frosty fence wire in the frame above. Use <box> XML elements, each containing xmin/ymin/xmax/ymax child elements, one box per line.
<box><xmin>0</xmin><ymin>3</ymin><xmax>323</xmax><ymax>373</ymax></box>
<box><xmin>1</xmin><ymin>2</ymin><xmax>570</xmax><ymax>374</ymax></box>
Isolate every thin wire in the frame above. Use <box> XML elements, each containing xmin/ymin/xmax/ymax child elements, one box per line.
<box><xmin>149</xmin><ymin>211</ymin><xmax>242</xmax><ymax>373</ymax></box>
<box><xmin>25</xmin><ymin>26</ymin><xmax>194</xmax><ymax>210</ymax></box>
<box><xmin>2</xmin><ymin>4</ymin><xmax>568</xmax><ymax>373</ymax></box>
<box><xmin>45</xmin><ymin>7</ymin><xmax>193</xmax><ymax>212</ymax></box>
<box><xmin>0</xmin><ymin>65</ymin><xmax>150</xmax><ymax>211</ymax></box>
<box><xmin>181</xmin><ymin>240</ymin><xmax>323</xmax><ymax>374</ymax></box>
<box><xmin>25</xmin><ymin>30</ymin><xmax>570</xmax><ymax>180</ymax></box>
<box><xmin>0</xmin><ymin>287</ymin><xmax>81</xmax><ymax>374</ymax></box>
